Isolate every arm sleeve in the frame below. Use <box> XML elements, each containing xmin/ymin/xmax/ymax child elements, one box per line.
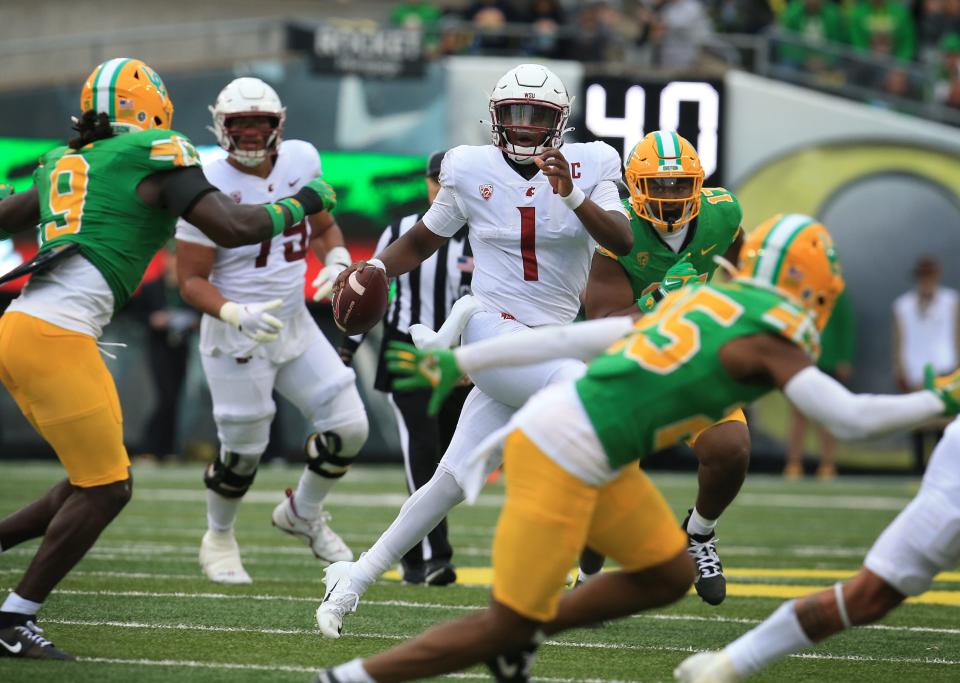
<box><xmin>156</xmin><ymin>166</ymin><xmax>219</xmax><ymax>218</ymax></box>
<box><xmin>783</xmin><ymin>366</ymin><xmax>944</xmax><ymax>440</ymax></box>
<box><xmin>422</xmin><ymin>151</ymin><xmax>467</xmax><ymax>237</ymax></box>
<box><xmin>454</xmin><ymin>317</ymin><xmax>634</xmax><ymax>376</ymax></box>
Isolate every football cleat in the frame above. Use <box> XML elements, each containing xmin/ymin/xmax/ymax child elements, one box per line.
<box><xmin>486</xmin><ymin>633</ymin><xmax>543</xmax><ymax>682</ymax></box>
<box><xmin>682</xmin><ymin>512</ymin><xmax>726</xmax><ymax>606</ymax></box>
<box><xmin>0</xmin><ymin>623</ymin><xmax>74</xmax><ymax>660</ymax></box>
<box><xmin>316</xmin><ymin>561</ymin><xmax>360</xmax><ymax>639</ymax></box>
<box><xmin>272</xmin><ymin>489</ymin><xmax>353</xmax><ymax>565</ymax></box>
<box><xmin>673</xmin><ymin>651</ymin><xmax>741</xmax><ymax>682</ymax></box>
<box><xmin>424</xmin><ymin>559</ymin><xmax>457</xmax><ymax>587</ymax></box>
<box><xmin>199</xmin><ymin>530</ymin><xmax>252</xmax><ymax>584</ymax></box>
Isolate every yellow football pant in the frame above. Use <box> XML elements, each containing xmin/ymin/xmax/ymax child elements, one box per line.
<box><xmin>0</xmin><ymin>312</ymin><xmax>129</xmax><ymax>487</ymax></box>
<box><xmin>492</xmin><ymin>430</ymin><xmax>687</xmax><ymax>623</ymax></box>
<box><xmin>690</xmin><ymin>407</ymin><xmax>747</xmax><ymax>446</ymax></box>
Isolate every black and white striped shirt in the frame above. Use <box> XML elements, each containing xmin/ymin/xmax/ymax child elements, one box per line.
<box><xmin>381</xmin><ymin>213</ymin><xmax>472</xmax><ymax>335</ymax></box>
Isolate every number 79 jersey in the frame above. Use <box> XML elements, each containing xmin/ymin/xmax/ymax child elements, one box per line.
<box><xmin>576</xmin><ymin>281</ymin><xmax>821</xmax><ymax>470</ymax></box>
<box><xmin>424</xmin><ymin>142</ymin><xmax>628</xmax><ymax>327</ymax></box>
<box><xmin>175</xmin><ymin>139</ymin><xmax>320</xmax><ymax>323</ymax></box>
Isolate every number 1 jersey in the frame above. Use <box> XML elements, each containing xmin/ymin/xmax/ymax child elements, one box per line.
<box><xmin>423</xmin><ymin>142</ymin><xmax>627</xmax><ymax>327</ymax></box>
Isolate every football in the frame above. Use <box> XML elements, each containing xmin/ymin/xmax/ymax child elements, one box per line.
<box><xmin>332</xmin><ymin>264</ymin><xmax>389</xmax><ymax>335</ymax></box>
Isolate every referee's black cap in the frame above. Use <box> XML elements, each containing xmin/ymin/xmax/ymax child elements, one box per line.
<box><xmin>426</xmin><ymin>150</ymin><xmax>446</xmax><ymax>179</ymax></box>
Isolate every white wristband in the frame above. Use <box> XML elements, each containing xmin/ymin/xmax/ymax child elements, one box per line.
<box><xmin>325</xmin><ymin>245</ymin><xmax>352</xmax><ymax>268</ymax></box>
<box><xmin>367</xmin><ymin>258</ymin><xmax>386</xmax><ymax>272</ymax></box>
<box><xmin>561</xmin><ymin>185</ymin><xmax>586</xmax><ymax>210</ymax></box>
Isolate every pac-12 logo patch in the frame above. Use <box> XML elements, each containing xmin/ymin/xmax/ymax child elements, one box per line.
<box><xmin>479</xmin><ymin>184</ymin><xmax>494</xmax><ymax>201</ymax></box>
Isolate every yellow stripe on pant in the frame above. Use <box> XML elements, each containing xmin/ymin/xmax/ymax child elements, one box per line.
<box><xmin>0</xmin><ymin>312</ymin><xmax>129</xmax><ymax>487</ymax></box>
<box><xmin>690</xmin><ymin>406</ymin><xmax>747</xmax><ymax>446</ymax></box>
<box><xmin>492</xmin><ymin>430</ymin><xmax>686</xmax><ymax>623</ymax></box>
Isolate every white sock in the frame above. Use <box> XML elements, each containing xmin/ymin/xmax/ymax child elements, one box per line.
<box><xmin>1</xmin><ymin>592</ymin><xmax>43</xmax><ymax>615</ymax></box>
<box><xmin>686</xmin><ymin>507</ymin><xmax>718</xmax><ymax>536</ymax></box>
<box><xmin>724</xmin><ymin>600</ymin><xmax>814</xmax><ymax>676</ymax></box>
<box><xmin>293</xmin><ymin>468</ymin><xmax>335</xmax><ymax>519</ymax></box>
<box><xmin>207</xmin><ymin>490</ymin><xmax>242</xmax><ymax>534</ymax></box>
<box><xmin>349</xmin><ymin>469</ymin><xmax>465</xmax><ymax>594</ymax></box>
<box><xmin>330</xmin><ymin>658</ymin><xmax>376</xmax><ymax>683</ymax></box>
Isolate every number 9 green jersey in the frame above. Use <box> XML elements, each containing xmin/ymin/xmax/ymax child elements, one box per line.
<box><xmin>33</xmin><ymin>128</ymin><xmax>201</xmax><ymax>310</ymax></box>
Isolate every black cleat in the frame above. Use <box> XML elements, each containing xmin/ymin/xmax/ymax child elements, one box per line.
<box><xmin>0</xmin><ymin>623</ymin><xmax>74</xmax><ymax>660</ymax></box>
<box><xmin>486</xmin><ymin>639</ymin><xmax>540</xmax><ymax>682</ymax></box>
<box><xmin>400</xmin><ymin>560</ymin><xmax>426</xmax><ymax>585</ymax></box>
<box><xmin>311</xmin><ymin>670</ymin><xmax>339</xmax><ymax>683</ymax></box>
<box><xmin>682</xmin><ymin>511</ymin><xmax>726</xmax><ymax>606</ymax></box>
<box><xmin>424</xmin><ymin>559</ymin><xmax>457</xmax><ymax>586</ymax></box>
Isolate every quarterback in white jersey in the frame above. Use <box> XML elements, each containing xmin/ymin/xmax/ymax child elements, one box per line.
<box><xmin>175</xmin><ymin>78</ymin><xmax>368</xmax><ymax>585</ymax></box>
<box><xmin>317</xmin><ymin>63</ymin><xmax>633</xmax><ymax>637</ymax></box>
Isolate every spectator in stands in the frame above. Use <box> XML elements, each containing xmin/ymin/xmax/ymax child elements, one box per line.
<box><xmin>562</xmin><ymin>1</ymin><xmax>619</xmax><ymax>62</ymax></box>
<box><xmin>934</xmin><ymin>32</ymin><xmax>960</xmax><ymax>107</ymax></box>
<box><xmin>462</xmin><ymin>0</ymin><xmax>517</xmax><ymax>53</ymax></box>
<box><xmin>643</xmin><ymin>0</ymin><xmax>714</xmax><ymax>69</ymax></box>
<box><xmin>893</xmin><ymin>256</ymin><xmax>960</xmax><ymax>473</ymax></box>
<box><xmin>522</xmin><ymin>0</ymin><xmax>568</xmax><ymax>57</ymax></box>
<box><xmin>848</xmin><ymin>0</ymin><xmax>917</xmax><ymax>63</ymax></box>
<box><xmin>711</xmin><ymin>0</ymin><xmax>775</xmax><ymax>34</ymax></box>
<box><xmin>391</xmin><ymin>1</ymin><xmax>444</xmax><ymax>54</ymax></box>
<box><xmin>778</xmin><ymin>0</ymin><xmax>845</xmax><ymax>73</ymax></box>
<box><xmin>784</xmin><ymin>290</ymin><xmax>855</xmax><ymax>479</ymax></box>
<box><xmin>919</xmin><ymin>0</ymin><xmax>949</xmax><ymax>60</ymax></box>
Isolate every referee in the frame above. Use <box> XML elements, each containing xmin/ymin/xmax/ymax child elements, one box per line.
<box><xmin>340</xmin><ymin>150</ymin><xmax>471</xmax><ymax>586</ymax></box>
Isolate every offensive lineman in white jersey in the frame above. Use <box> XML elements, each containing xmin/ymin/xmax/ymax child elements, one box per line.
<box><xmin>317</xmin><ymin>63</ymin><xmax>633</xmax><ymax>637</ymax></box>
<box><xmin>175</xmin><ymin>78</ymin><xmax>368</xmax><ymax>584</ymax></box>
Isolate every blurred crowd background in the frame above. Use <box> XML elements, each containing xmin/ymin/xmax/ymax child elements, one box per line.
<box><xmin>1</xmin><ymin>0</ymin><xmax>959</xmax><ymax>476</ymax></box>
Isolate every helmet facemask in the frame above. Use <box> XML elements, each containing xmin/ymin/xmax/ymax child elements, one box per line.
<box><xmin>220</xmin><ymin>113</ymin><xmax>282</xmax><ymax>167</ymax></box>
<box><xmin>490</xmin><ymin>99</ymin><xmax>568</xmax><ymax>164</ymax></box>
<box><xmin>632</xmin><ymin>174</ymin><xmax>703</xmax><ymax>234</ymax></box>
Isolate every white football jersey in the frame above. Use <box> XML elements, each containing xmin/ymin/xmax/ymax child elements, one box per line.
<box><xmin>422</xmin><ymin>142</ymin><xmax>626</xmax><ymax>327</ymax></box>
<box><xmin>175</xmin><ymin>139</ymin><xmax>320</xmax><ymax>323</ymax></box>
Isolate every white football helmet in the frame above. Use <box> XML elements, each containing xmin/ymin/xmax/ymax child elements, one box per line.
<box><xmin>488</xmin><ymin>64</ymin><xmax>572</xmax><ymax>165</ymax></box>
<box><xmin>208</xmin><ymin>77</ymin><xmax>286</xmax><ymax>167</ymax></box>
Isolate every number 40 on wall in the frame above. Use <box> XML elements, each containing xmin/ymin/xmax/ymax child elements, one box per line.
<box><xmin>584</xmin><ymin>81</ymin><xmax>720</xmax><ymax>180</ymax></box>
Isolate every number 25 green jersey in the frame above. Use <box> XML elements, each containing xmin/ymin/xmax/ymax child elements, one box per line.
<box><xmin>32</xmin><ymin>128</ymin><xmax>201</xmax><ymax>310</ymax></box>
<box><xmin>576</xmin><ymin>281</ymin><xmax>819</xmax><ymax>470</ymax></box>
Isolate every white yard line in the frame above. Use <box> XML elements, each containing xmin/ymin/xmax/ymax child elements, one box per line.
<box><xmin>132</xmin><ymin>488</ymin><xmax>915</xmax><ymax>513</ymax></box>
<box><xmin>34</xmin><ymin>589</ymin><xmax>960</xmax><ymax>637</ymax></box>
<box><xmin>47</xmin><ymin>618</ymin><xmax>960</xmax><ymax>667</ymax></box>
<box><xmin>78</xmin><ymin>655</ymin><xmax>636</xmax><ymax>682</ymax></box>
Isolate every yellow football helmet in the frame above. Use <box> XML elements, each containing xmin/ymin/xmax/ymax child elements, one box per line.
<box><xmin>736</xmin><ymin>214</ymin><xmax>845</xmax><ymax>331</ymax></box>
<box><xmin>624</xmin><ymin>130</ymin><xmax>705</xmax><ymax>234</ymax></box>
<box><xmin>80</xmin><ymin>58</ymin><xmax>174</xmax><ymax>133</ymax></box>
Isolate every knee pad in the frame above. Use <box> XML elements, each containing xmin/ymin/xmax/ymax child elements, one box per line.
<box><xmin>305</xmin><ymin>418</ymin><xmax>367</xmax><ymax>479</ymax></box>
<box><xmin>215</xmin><ymin>412</ymin><xmax>274</xmax><ymax>455</ymax></box>
<box><xmin>203</xmin><ymin>449</ymin><xmax>261</xmax><ymax>498</ymax></box>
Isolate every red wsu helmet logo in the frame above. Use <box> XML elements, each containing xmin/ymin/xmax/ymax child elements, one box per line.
<box><xmin>479</xmin><ymin>184</ymin><xmax>494</xmax><ymax>201</ymax></box>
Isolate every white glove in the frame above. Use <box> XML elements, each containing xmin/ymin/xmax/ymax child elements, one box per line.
<box><xmin>219</xmin><ymin>299</ymin><xmax>284</xmax><ymax>343</ymax></box>
<box><xmin>312</xmin><ymin>246</ymin><xmax>352</xmax><ymax>302</ymax></box>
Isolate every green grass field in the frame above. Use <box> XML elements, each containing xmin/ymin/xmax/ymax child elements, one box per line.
<box><xmin>1</xmin><ymin>462</ymin><xmax>958</xmax><ymax>682</ymax></box>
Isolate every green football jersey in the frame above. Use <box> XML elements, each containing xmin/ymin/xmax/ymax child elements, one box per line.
<box><xmin>576</xmin><ymin>281</ymin><xmax>819</xmax><ymax>469</ymax></box>
<box><xmin>33</xmin><ymin>128</ymin><xmax>201</xmax><ymax>310</ymax></box>
<box><xmin>598</xmin><ymin>188</ymin><xmax>742</xmax><ymax>300</ymax></box>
